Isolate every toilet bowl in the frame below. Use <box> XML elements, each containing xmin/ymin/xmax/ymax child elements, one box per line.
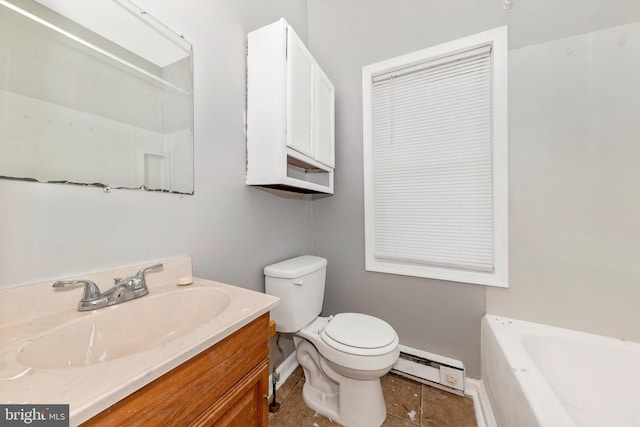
<box><xmin>296</xmin><ymin>314</ymin><xmax>399</xmax><ymax>426</ymax></box>
<box><xmin>264</xmin><ymin>256</ymin><xmax>400</xmax><ymax>427</ymax></box>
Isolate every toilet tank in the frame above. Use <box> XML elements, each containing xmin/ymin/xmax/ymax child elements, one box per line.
<box><xmin>264</xmin><ymin>255</ymin><xmax>327</xmax><ymax>333</ymax></box>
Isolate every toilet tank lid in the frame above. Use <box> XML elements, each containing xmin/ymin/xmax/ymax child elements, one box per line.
<box><xmin>264</xmin><ymin>255</ymin><xmax>327</xmax><ymax>278</ymax></box>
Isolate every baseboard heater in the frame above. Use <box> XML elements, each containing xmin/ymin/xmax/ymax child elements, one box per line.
<box><xmin>391</xmin><ymin>345</ymin><xmax>465</xmax><ymax>396</ymax></box>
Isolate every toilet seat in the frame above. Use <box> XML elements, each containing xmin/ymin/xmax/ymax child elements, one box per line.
<box><xmin>320</xmin><ymin>313</ymin><xmax>398</xmax><ymax>356</ymax></box>
<box><xmin>298</xmin><ymin>315</ymin><xmax>400</xmax><ymax>373</ymax></box>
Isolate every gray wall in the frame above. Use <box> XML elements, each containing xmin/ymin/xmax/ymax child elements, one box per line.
<box><xmin>0</xmin><ymin>0</ymin><xmax>312</xmax><ymax>295</ymax></box>
<box><xmin>307</xmin><ymin>0</ymin><xmax>640</xmax><ymax>378</ymax></box>
<box><xmin>486</xmin><ymin>20</ymin><xmax>640</xmax><ymax>342</ymax></box>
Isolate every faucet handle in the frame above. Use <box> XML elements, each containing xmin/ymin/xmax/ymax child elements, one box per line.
<box><xmin>135</xmin><ymin>264</ymin><xmax>163</xmax><ymax>280</ymax></box>
<box><xmin>131</xmin><ymin>263</ymin><xmax>164</xmax><ymax>289</ymax></box>
<box><xmin>53</xmin><ymin>280</ymin><xmax>102</xmax><ymax>302</ymax></box>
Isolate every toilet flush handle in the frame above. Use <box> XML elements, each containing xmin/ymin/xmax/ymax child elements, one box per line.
<box><xmin>293</xmin><ymin>280</ymin><xmax>304</xmax><ymax>286</ymax></box>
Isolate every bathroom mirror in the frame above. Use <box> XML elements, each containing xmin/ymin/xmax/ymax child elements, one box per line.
<box><xmin>0</xmin><ymin>0</ymin><xmax>194</xmax><ymax>194</ymax></box>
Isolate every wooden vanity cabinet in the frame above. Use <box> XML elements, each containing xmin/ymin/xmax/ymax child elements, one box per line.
<box><xmin>81</xmin><ymin>313</ymin><xmax>270</xmax><ymax>427</ymax></box>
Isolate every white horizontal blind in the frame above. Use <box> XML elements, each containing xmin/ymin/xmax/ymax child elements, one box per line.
<box><xmin>370</xmin><ymin>46</ymin><xmax>494</xmax><ymax>272</ymax></box>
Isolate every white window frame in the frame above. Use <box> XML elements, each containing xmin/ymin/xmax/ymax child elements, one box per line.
<box><xmin>362</xmin><ymin>26</ymin><xmax>508</xmax><ymax>287</ymax></box>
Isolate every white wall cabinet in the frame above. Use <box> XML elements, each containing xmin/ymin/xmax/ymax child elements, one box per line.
<box><xmin>246</xmin><ymin>19</ymin><xmax>335</xmax><ymax>194</ymax></box>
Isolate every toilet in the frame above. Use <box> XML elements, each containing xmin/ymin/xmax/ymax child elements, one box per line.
<box><xmin>265</xmin><ymin>255</ymin><xmax>399</xmax><ymax>427</ymax></box>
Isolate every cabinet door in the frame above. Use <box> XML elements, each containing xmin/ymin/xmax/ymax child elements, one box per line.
<box><xmin>191</xmin><ymin>358</ymin><xmax>269</xmax><ymax>427</ymax></box>
<box><xmin>314</xmin><ymin>67</ymin><xmax>335</xmax><ymax>168</ymax></box>
<box><xmin>285</xmin><ymin>26</ymin><xmax>314</xmax><ymax>159</ymax></box>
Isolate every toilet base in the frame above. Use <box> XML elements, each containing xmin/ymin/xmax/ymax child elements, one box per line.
<box><xmin>295</xmin><ymin>339</ymin><xmax>388</xmax><ymax>427</ymax></box>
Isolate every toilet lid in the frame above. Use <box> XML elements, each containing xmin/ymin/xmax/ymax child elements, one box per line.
<box><xmin>321</xmin><ymin>313</ymin><xmax>396</xmax><ymax>350</ymax></box>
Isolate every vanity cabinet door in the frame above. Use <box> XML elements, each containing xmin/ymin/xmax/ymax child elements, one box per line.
<box><xmin>191</xmin><ymin>358</ymin><xmax>269</xmax><ymax>426</ymax></box>
<box><xmin>285</xmin><ymin>26</ymin><xmax>314</xmax><ymax>159</ymax></box>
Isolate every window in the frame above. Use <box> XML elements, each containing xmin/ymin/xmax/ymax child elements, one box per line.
<box><xmin>362</xmin><ymin>27</ymin><xmax>508</xmax><ymax>287</ymax></box>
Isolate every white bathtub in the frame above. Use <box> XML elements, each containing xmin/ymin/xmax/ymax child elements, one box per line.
<box><xmin>482</xmin><ymin>315</ymin><xmax>640</xmax><ymax>427</ymax></box>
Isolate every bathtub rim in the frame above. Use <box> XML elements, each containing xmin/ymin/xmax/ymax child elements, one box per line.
<box><xmin>482</xmin><ymin>314</ymin><xmax>577</xmax><ymax>427</ymax></box>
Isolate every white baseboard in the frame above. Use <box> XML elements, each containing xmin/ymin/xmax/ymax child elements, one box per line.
<box><xmin>465</xmin><ymin>378</ymin><xmax>497</xmax><ymax>427</ymax></box>
<box><xmin>269</xmin><ymin>352</ymin><xmax>299</xmax><ymax>393</ymax></box>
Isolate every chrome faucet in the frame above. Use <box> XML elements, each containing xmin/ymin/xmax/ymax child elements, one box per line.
<box><xmin>53</xmin><ymin>264</ymin><xmax>163</xmax><ymax>311</ymax></box>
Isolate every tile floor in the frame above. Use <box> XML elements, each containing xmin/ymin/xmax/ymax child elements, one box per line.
<box><xmin>268</xmin><ymin>367</ymin><xmax>478</xmax><ymax>427</ymax></box>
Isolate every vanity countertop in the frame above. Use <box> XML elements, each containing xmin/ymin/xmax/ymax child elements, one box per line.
<box><xmin>0</xmin><ymin>257</ymin><xmax>279</xmax><ymax>426</ymax></box>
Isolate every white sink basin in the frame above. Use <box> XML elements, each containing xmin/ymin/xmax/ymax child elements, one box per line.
<box><xmin>16</xmin><ymin>287</ymin><xmax>231</xmax><ymax>368</ymax></box>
